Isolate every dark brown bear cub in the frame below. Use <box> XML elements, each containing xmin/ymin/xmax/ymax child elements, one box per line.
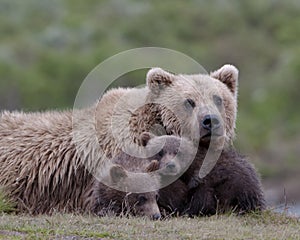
<box><xmin>181</xmin><ymin>146</ymin><xmax>266</xmax><ymax>216</ymax></box>
<box><xmin>89</xmin><ymin>161</ymin><xmax>161</xmax><ymax>220</ymax></box>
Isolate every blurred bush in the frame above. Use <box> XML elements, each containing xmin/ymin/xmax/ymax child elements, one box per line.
<box><xmin>0</xmin><ymin>0</ymin><xmax>300</xmax><ymax>179</ymax></box>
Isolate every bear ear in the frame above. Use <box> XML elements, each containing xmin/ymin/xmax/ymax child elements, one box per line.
<box><xmin>146</xmin><ymin>68</ymin><xmax>174</xmax><ymax>93</ymax></box>
<box><xmin>210</xmin><ymin>64</ymin><xmax>239</xmax><ymax>97</ymax></box>
<box><xmin>145</xmin><ymin>160</ymin><xmax>160</xmax><ymax>173</ymax></box>
<box><xmin>140</xmin><ymin>132</ymin><xmax>155</xmax><ymax>146</ymax></box>
<box><xmin>110</xmin><ymin>165</ymin><xmax>128</xmax><ymax>183</ymax></box>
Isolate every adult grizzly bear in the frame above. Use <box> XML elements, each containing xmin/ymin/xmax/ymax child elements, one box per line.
<box><xmin>0</xmin><ymin>64</ymin><xmax>262</xmax><ymax>215</ymax></box>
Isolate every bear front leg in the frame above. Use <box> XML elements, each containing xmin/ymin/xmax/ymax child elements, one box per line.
<box><xmin>158</xmin><ymin>179</ymin><xmax>188</xmax><ymax>216</ymax></box>
<box><xmin>212</xmin><ymin>155</ymin><xmax>266</xmax><ymax>214</ymax></box>
<box><xmin>214</xmin><ymin>179</ymin><xmax>266</xmax><ymax>214</ymax></box>
<box><xmin>184</xmin><ymin>184</ymin><xmax>217</xmax><ymax>217</ymax></box>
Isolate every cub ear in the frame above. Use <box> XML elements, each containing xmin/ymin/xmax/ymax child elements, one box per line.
<box><xmin>145</xmin><ymin>160</ymin><xmax>160</xmax><ymax>173</ymax></box>
<box><xmin>210</xmin><ymin>64</ymin><xmax>239</xmax><ymax>97</ymax></box>
<box><xmin>110</xmin><ymin>165</ymin><xmax>128</xmax><ymax>183</ymax></box>
<box><xmin>140</xmin><ymin>132</ymin><xmax>155</xmax><ymax>146</ymax></box>
<box><xmin>146</xmin><ymin>68</ymin><xmax>174</xmax><ymax>94</ymax></box>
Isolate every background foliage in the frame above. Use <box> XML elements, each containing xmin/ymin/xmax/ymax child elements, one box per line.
<box><xmin>1</xmin><ymin>0</ymin><xmax>300</xmax><ymax>191</ymax></box>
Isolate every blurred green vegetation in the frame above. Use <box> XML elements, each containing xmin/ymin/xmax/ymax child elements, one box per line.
<box><xmin>0</xmin><ymin>0</ymin><xmax>300</xmax><ymax>179</ymax></box>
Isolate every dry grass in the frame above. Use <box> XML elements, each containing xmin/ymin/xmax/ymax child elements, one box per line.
<box><xmin>0</xmin><ymin>211</ymin><xmax>299</xmax><ymax>239</ymax></box>
<box><xmin>1</xmin><ymin>191</ymin><xmax>299</xmax><ymax>239</ymax></box>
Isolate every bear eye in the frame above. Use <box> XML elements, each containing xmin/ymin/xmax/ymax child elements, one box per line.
<box><xmin>184</xmin><ymin>98</ymin><xmax>196</xmax><ymax>109</ymax></box>
<box><xmin>158</xmin><ymin>149</ymin><xmax>164</xmax><ymax>157</ymax></box>
<box><xmin>173</xmin><ymin>149</ymin><xmax>179</xmax><ymax>155</ymax></box>
<box><xmin>137</xmin><ymin>196</ymin><xmax>147</xmax><ymax>205</ymax></box>
<box><xmin>213</xmin><ymin>95</ymin><xmax>223</xmax><ymax>107</ymax></box>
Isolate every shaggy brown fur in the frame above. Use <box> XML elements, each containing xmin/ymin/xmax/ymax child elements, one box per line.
<box><xmin>0</xmin><ymin>110</ymin><xmax>163</xmax><ymax>218</ymax></box>
<box><xmin>0</xmin><ymin>110</ymin><xmax>96</xmax><ymax>214</ymax></box>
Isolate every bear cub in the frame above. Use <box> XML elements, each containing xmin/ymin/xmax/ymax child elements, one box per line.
<box><xmin>89</xmin><ymin>160</ymin><xmax>161</xmax><ymax>220</ymax></box>
<box><xmin>180</xmin><ymin>145</ymin><xmax>266</xmax><ymax>216</ymax></box>
<box><xmin>88</xmin><ymin>133</ymin><xmax>195</xmax><ymax>219</ymax></box>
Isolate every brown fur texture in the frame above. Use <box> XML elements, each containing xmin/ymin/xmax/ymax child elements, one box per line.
<box><xmin>0</xmin><ymin>110</ymin><xmax>95</xmax><ymax>214</ymax></box>
<box><xmin>158</xmin><ymin>179</ymin><xmax>188</xmax><ymax>216</ymax></box>
<box><xmin>181</xmin><ymin>146</ymin><xmax>266</xmax><ymax>216</ymax></box>
<box><xmin>0</xmin><ymin>109</ymin><xmax>162</xmax><ymax>218</ymax></box>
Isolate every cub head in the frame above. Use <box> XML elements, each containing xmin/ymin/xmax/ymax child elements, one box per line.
<box><xmin>146</xmin><ymin>64</ymin><xmax>238</xmax><ymax>148</ymax></box>
<box><xmin>140</xmin><ymin>132</ymin><xmax>196</xmax><ymax>176</ymax></box>
<box><xmin>108</xmin><ymin>161</ymin><xmax>161</xmax><ymax>220</ymax></box>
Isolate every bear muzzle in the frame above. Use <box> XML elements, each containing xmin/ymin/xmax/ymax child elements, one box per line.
<box><xmin>199</xmin><ymin>114</ymin><xmax>224</xmax><ymax>143</ymax></box>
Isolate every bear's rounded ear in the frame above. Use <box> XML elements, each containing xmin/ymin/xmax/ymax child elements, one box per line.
<box><xmin>146</xmin><ymin>67</ymin><xmax>174</xmax><ymax>94</ymax></box>
<box><xmin>110</xmin><ymin>164</ymin><xmax>128</xmax><ymax>183</ymax></box>
<box><xmin>146</xmin><ymin>160</ymin><xmax>160</xmax><ymax>173</ymax></box>
<box><xmin>210</xmin><ymin>64</ymin><xmax>239</xmax><ymax>98</ymax></box>
<box><xmin>140</xmin><ymin>132</ymin><xmax>154</xmax><ymax>146</ymax></box>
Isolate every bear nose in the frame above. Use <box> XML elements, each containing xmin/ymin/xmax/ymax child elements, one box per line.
<box><xmin>201</xmin><ymin>114</ymin><xmax>221</xmax><ymax>131</ymax></box>
<box><xmin>166</xmin><ymin>162</ymin><xmax>176</xmax><ymax>171</ymax></box>
<box><xmin>152</xmin><ymin>213</ymin><xmax>161</xmax><ymax>220</ymax></box>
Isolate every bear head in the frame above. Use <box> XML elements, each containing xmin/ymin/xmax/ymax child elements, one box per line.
<box><xmin>144</xmin><ymin>64</ymin><xmax>238</xmax><ymax>148</ymax></box>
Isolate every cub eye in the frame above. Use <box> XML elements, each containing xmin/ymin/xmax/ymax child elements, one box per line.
<box><xmin>158</xmin><ymin>149</ymin><xmax>164</xmax><ymax>157</ymax></box>
<box><xmin>184</xmin><ymin>98</ymin><xmax>196</xmax><ymax>109</ymax></box>
<box><xmin>137</xmin><ymin>196</ymin><xmax>147</xmax><ymax>205</ymax></box>
<box><xmin>213</xmin><ymin>95</ymin><xmax>223</xmax><ymax>107</ymax></box>
<box><xmin>173</xmin><ymin>148</ymin><xmax>179</xmax><ymax>155</ymax></box>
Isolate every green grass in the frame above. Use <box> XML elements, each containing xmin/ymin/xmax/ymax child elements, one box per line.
<box><xmin>0</xmin><ymin>211</ymin><xmax>299</xmax><ymax>239</ymax></box>
<box><xmin>0</xmin><ymin>191</ymin><xmax>15</xmax><ymax>214</ymax></box>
